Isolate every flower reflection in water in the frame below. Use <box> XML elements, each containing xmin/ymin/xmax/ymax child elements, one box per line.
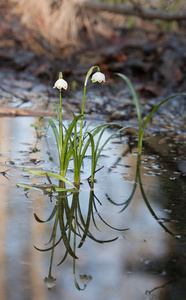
<box><xmin>79</xmin><ymin>274</ymin><xmax>93</xmax><ymax>290</ymax></box>
<box><xmin>43</xmin><ymin>275</ymin><xmax>57</xmax><ymax>290</ymax></box>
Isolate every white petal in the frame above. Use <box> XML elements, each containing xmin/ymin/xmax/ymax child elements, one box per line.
<box><xmin>79</xmin><ymin>274</ymin><xmax>92</xmax><ymax>285</ymax></box>
<box><xmin>91</xmin><ymin>72</ymin><xmax>105</xmax><ymax>83</ymax></box>
<box><xmin>43</xmin><ymin>276</ymin><xmax>56</xmax><ymax>289</ymax></box>
<box><xmin>53</xmin><ymin>78</ymin><xmax>68</xmax><ymax>90</ymax></box>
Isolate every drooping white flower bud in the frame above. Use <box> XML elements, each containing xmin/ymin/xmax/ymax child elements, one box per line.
<box><xmin>91</xmin><ymin>72</ymin><xmax>105</xmax><ymax>83</ymax></box>
<box><xmin>53</xmin><ymin>78</ymin><xmax>68</xmax><ymax>90</ymax></box>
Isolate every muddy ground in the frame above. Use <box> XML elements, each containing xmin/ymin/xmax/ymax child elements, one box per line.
<box><xmin>0</xmin><ymin>10</ymin><xmax>186</xmax><ymax>136</ymax></box>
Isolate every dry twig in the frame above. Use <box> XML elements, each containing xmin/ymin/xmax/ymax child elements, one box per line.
<box><xmin>83</xmin><ymin>1</ymin><xmax>186</xmax><ymax>21</ymax></box>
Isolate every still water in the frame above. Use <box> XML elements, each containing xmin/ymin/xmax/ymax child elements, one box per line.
<box><xmin>0</xmin><ymin>117</ymin><xmax>185</xmax><ymax>300</ymax></box>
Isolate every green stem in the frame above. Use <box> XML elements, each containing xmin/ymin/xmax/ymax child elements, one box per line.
<box><xmin>138</xmin><ymin>136</ymin><xmax>143</xmax><ymax>155</ymax></box>
<box><xmin>59</xmin><ymin>89</ymin><xmax>63</xmax><ymax>172</ymax></box>
<box><xmin>73</xmin><ymin>209</ymin><xmax>83</xmax><ymax>290</ymax></box>
<box><xmin>73</xmin><ymin>210</ymin><xmax>77</xmax><ymax>277</ymax></box>
<box><xmin>78</xmin><ymin>65</ymin><xmax>100</xmax><ymax>158</ymax></box>
<box><xmin>78</xmin><ymin>85</ymin><xmax>86</xmax><ymax>157</ymax></box>
<box><xmin>48</xmin><ymin>208</ymin><xmax>59</xmax><ymax>277</ymax></box>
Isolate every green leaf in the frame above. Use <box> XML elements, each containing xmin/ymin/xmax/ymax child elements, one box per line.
<box><xmin>57</xmin><ymin>249</ymin><xmax>69</xmax><ymax>266</ymax></box>
<box><xmin>141</xmin><ymin>94</ymin><xmax>185</xmax><ymax>140</ymax></box>
<box><xmin>17</xmin><ymin>183</ymin><xmax>44</xmax><ymax>192</ymax></box>
<box><xmin>24</xmin><ymin>169</ymin><xmax>77</xmax><ymax>189</ymax></box>
<box><xmin>34</xmin><ymin>206</ymin><xmax>57</xmax><ymax>223</ymax></box>
<box><xmin>78</xmin><ymin>191</ymin><xmax>93</xmax><ymax>248</ymax></box>
<box><xmin>86</xmin><ymin>132</ymin><xmax>95</xmax><ymax>182</ymax></box>
<box><xmin>54</xmin><ymin>102</ymin><xmax>60</xmax><ymax>120</ymax></box>
<box><xmin>17</xmin><ymin>182</ymin><xmax>76</xmax><ymax>194</ymax></box>
<box><xmin>58</xmin><ymin>200</ymin><xmax>78</xmax><ymax>259</ymax></box>
<box><xmin>42</xmin><ymin>117</ymin><xmax>60</xmax><ymax>158</ymax></box>
<box><xmin>116</xmin><ymin>73</ymin><xmax>142</xmax><ymax>135</ymax></box>
<box><xmin>34</xmin><ymin>236</ymin><xmax>63</xmax><ymax>252</ymax></box>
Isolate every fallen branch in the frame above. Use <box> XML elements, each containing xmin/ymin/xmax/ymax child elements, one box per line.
<box><xmin>0</xmin><ymin>107</ymin><xmax>71</xmax><ymax>118</ymax></box>
<box><xmin>83</xmin><ymin>1</ymin><xmax>186</xmax><ymax>21</ymax></box>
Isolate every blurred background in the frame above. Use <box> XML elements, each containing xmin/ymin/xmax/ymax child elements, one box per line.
<box><xmin>1</xmin><ymin>0</ymin><xmax>186</xmax><ymax>86</ymax></box>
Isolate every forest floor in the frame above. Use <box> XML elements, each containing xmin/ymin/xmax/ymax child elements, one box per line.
<box><xmin>0</xmin><ymin>7</ymin><xmax>186</xmax><ymax>136</ymax></box>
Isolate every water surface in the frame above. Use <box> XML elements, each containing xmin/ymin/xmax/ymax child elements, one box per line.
<box><xmin>0</xmin><ymin>117</ymin><xmax>185</xmax><ymax>300</ymax></box>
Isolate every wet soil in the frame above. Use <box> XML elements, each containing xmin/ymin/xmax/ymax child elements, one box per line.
<box><xmin>0</xmin><ymin>42</ymin><xmax>185</xmax><ymax>136</ymax></box>
<box><xmin>0</xmin><ymin>12</ymin><xmax>186</xmax><ymax>133</ymax></box>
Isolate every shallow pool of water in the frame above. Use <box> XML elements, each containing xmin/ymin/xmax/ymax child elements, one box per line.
<box><xmin>0</xmin><ymin>117</ymin><xmax>185</xmax><ymax>300</ymax></box>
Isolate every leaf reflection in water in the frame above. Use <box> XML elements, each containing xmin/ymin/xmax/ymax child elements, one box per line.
<box><xmin>33</xmin><ymin>180</ymin><xmax>129</xmax><ymax>290</ymax></box>
<box><xmin>107</xmin><ymin>153</ymin><xmax>175</xmax><ymax>237</ymax></box>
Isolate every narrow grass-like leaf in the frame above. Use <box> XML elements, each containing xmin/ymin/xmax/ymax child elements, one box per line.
<box><xmin>119</xmin><ymin>182</ymin><xmax>137</xmax><ymax>213</ymax></box>
<box><xmin>97</xmin><ymin>211</ymin><xmax>129</xmax><ymax>231</ymax></box>
<box><xmin>58</xmin><ymin>199</ymin><xmax>78</xmax><ymax>259</ymax></box>
<box><xmin>54</xmin><ymin>102</ymin><xmax>60</xmax><ymax>120</ymax></box>
<box><xmin>79</xmin><ymin>123</ymin><xmax>128</xmax><ymax>170</ymax></box>
<box><xmin>93</xmin><ymin>200</ymin><xmax>129</xmax><ymax>231</ymax></box>
<box><xmin>57</xmin><ymin>249</ymin><xmax>69</xmax><ymax>266</ymax></box>
<box><xmin>34</xmin><ymin>236</ymin><xmax>63</xmax><ymax>252</ymax></box>
<box><xmin>86</xmin><ymin>132</ymin><xmax>95</xmax><ymax>184</ymax></box>
<box><xmin>45</xmin><ymin>220</ymin><xmax>59</xmax><ymax>245</ymax></box>
<box><xmin>94</xmin><ymin>126</ymin><xmax>128</xmax><ymax>169</ymax></box>
<box><xmin>119</xmin><ymin>161</ymin><xmax>139</xmax><ymax>212</ymax></box>
<box><xmin>42</xmin><ymin>117</ymin><xmax>60</xmax><ymax>158</ymax></box>
<box><xmin>78</xmin><ymin>192</ymin><xmax>93</xmax><ymax>248</ymax></box>
<box><xmin>24</xmin><ymin>169</ymin><xmax>77</xmax><ymax>189</ymax></box>
<box><xmin>141</xmin><ymin>94</ymin><xmax>184</xmax><ymax>143</ymax></box>
<box><xmin>86</xmin><ymin>232</ymin><xmax>118</xmax><ymax>244</ymax></box>
<box><xmin>17</xmin><ymin>182</ymin><xmax>76</xmax><ymax>194</ymax></box>
<box><xmin>34</xmin><ymin>205</ymin><xmax>57</xmax><ymax>223</ymax></box>
<box><xmin>60</xmin><ymin>115</ymin><xmax>82</xmax><ymax>176</ymax></box>
<box><xmin>116</xmin><ymin>73</ymin><xmax>141</xmax><ymax>135</ymax></box>
<box><xmin>17</xmin><ymin>183</ymin><xmax>44</xmax><ymax>192</ymax></box>
<box><xmin>137</xmin><ymin>158</ymin><xmax>175</xmax><ymax>236</ymax></box>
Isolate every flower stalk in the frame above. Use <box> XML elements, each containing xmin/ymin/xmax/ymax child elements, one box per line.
<box><xmin>59</xmin><ymin>88</ymin><xmax>63</xmax><ymax>169</ymax></box>
<box><xmin>78</xmin><ymin>65</ymin><xmax>105</xmax><ymax>156</ymax></box>
<box><xmin>53</xmin><ymin>72</ymin><xmax>68</xmax><ymax>174</ymax></box>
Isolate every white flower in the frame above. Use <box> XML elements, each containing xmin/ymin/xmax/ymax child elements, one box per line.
<box><xmin>91</xmin><ymin>72</ymin><xmax>105</xmax><ymax>83</ymax></box>
<box><xmin>53</xmin><ymin>78</ymin><xmax>68</xmax><ymax>90</ymax></box>
<box><xmin>79</xmin><ymin>274</ymin><xmax>92</xmax><ymax>286</ymax></box>
<box><xmin>43</xmin><ymin>276</ymin><xmax>56</xmax><ymax>289</ymax></box>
